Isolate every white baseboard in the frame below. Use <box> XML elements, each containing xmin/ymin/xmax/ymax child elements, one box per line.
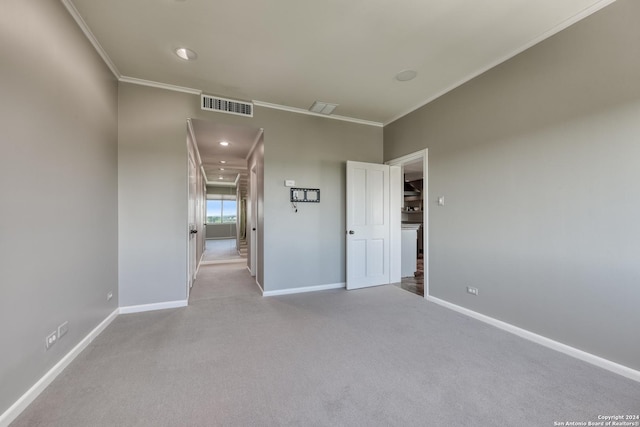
<box><xmin>254</xmin><ymin>277</ymin><xmax>264</xmax><ymax>294</ymax></box>
<box><xmin>119</xmin><ymin>299</ymin><xmax>188</xmax><ymax>314</ymax></box>
<box><xmin>2</xmin><ymin>299</ymin><xmax>190</xmax><ymax>426</ymax></box>
<box><xmin>263</xmin><ymin>282</ymin><xmax>345</xmax><ymax>297</ymax></box>
<box><xmin>0</xmin><ymin>309</ymin><xmax>119</xmax><ymax>427</ymax></box>
<box><xmin>426</xmin><ymin>296</ymin><xmax>640</xmax><ymax>383</ymax></box>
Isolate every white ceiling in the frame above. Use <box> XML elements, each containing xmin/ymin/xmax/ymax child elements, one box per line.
<box><xmin>67</xmin><ymin>0</ymin><xmax>614</xmax><ymax>125</ymax></box>
<box><xmin>190</xmin><ymin>119</ymin><xmax>261</xmax><ymax>185</ymax></box>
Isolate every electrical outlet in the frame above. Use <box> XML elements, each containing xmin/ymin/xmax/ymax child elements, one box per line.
<box><xmin>107</xmin><ymin>291</ymin><xmax>113</xmax><ymax>301</ymax></box>
<box><xmin>467</xmin><ymin>286</ymin><xmax>479</xmax><ymax>296</ymax></box>
<box><xmin>45</xmin><ymin>331</ymin><xmax>57</xmax><ymax>350</ymax></box>
<box><xmin>58</xmin><ymin>321</ymin><xmax>69</xmax><ymax>339</ymax></box>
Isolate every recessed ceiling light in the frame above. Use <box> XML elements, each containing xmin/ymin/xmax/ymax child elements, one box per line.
<box><xmin>175</xmin><ymin>47</ymin><xmax>197</xmax><ymax>61</ymax></box>
<box><xmin>220</xmin><ymin>160</ymin><xmax>226</xmax><ymax>164</ymax></box>
<box><xmin>309</xmin><ymin>101</ymin><xmax>338</xmax><ymax>115</ymax></box>
<box><xmin>218</xmin><ymin>176</ymin><xmax>224</xmax><ymax>180</ymax></box>
<box><xmin>220</xmin><ymin>168</ymin><xmax>225</xmax><ymax>171</ymax></box>
<box><xmin>219</xmin><ymin>141</ymin><xmax>229</xmax><ymax>146</ymax></box>
<box><xmin>395</xmin><ymin>70</ymin><xmax>417</xmax><ymax>82</ymax></box>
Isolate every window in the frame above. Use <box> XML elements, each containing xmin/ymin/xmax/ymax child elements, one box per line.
<box><xmin>206</xmin><ymin>197</ymin><xmax>237</xmax><ymax>224</ymax></box>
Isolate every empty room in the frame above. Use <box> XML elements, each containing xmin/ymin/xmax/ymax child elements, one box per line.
<box><xmin>1</xmin><ymin>0</ymin><xmax>639</xmax><ymax>426</ymax></box>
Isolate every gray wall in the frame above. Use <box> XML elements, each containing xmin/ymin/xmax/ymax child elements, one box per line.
<box><xmin>207</xmin><ymin>185</ymin><xmax>236</xmax><ymax>195</ymax></box>
<box><xmin>118</xmin><ymin>83</ymin><xmax>382</xmax><ymax>302</ymax></box>
<box><xmin>262</xmin><ymin>112</ymin><xmax>382</xmax><ymax>291</ymax></box>
<box><xmin>384</xmin><ymin>0</ymin><xmax>640</xmax><ymax>370</ymax></box>
<box><xmin>206</xmin><ymin>224</ymin><xmax>237</xmax><ymax>239</ymax></box>
<box><xmin>118</xmin><ymin>86</ymin><xmax>194</xmax><ymax>306</ymax></box>
<box><xmin>0</xmin><ymin>0</ymin><xmax>118</xmax><ymax>416</ymax></box>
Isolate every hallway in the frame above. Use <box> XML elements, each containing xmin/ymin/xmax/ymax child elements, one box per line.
<box><xmin>189</xmin><ymin>262</ymin><xmax>258</xmax><ymax>303</ymax></box>
<box><xmin>201</xmin><ymin>238</ymin><xmax>247</xmax><ymax>263</ymax></box>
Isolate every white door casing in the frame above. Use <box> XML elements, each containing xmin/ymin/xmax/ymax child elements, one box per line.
<box><xmin>249</xmin><ymin>166</ymin><xmax>257</xmax><ymax>277</ymax></box>
<box><xmin>386</xmin><ymin>148</ymin><xmax>428</xmax><ymax>298</ymax></box>
<box><xmin>346</xmin><ymin>161</ymin><xmax>400</xmax><ymax>290</ymax></box>
<box><xmin>187</xmin><ymin>153</ymin><xmax>198</xmax><ymax>291</ymax></box>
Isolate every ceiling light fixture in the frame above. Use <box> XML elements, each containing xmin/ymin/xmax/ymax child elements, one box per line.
<box><xmin>219</xmin><ymin>141</ymin><xmax>229</xmax><ymax>146</ymax></box>
<box><xmin>395</xmin><ymin>70</ymin><xmax>417</xmax><ymax>82</ymax></box>
<box><xmin>220</xmin><ymin>160</ymin><xmax>226</xmax><ymax>164</ymax></box>
<box><xmin>218</xmin><ymin>176</ymin><xmax>224</xmax><ymax>180</ymax></box>
<box><xmin>220</xmin><ymin>168</ymin><xmax>225</xmax><ymax>171</ymax></box>
<box><xmin>175</xmin><ymin>47</ymin><xmax>198</xmax><ymax>61</ymax></box>
<box><xmin>309</xmin><ymin>101</ymin><xmax>338</xmax><ymax>115</ymax></box>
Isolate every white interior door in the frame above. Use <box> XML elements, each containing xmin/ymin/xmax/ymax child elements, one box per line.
<box><xmin>346</xmin><ymin>161</ymin><xmax>399</xmax><ymax>290</ymax></box>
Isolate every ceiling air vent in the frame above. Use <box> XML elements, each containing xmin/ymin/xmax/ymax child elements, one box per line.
<box><xmin>201</xmin><ymin>94</ymin><xmax>253</xmax><ymax>117</ymax></box>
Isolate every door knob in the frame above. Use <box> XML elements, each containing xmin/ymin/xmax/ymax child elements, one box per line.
<box><xmin>190</xmin><ymin>229</ymin><xmax>198</xmax><ymax>234</ymax></box>
<box><xmin>252</xmin><ymin>228</ymin><xmax>256</xmax><ymax>231</ymax></box>
<box><xmin>348</xmin><ymin>230</ymin><xmax>355</xmax><ymax>235</ymax></box>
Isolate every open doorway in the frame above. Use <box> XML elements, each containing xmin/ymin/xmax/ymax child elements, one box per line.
<box><xmin>386</xmin><ymin>149</ymin><xmax>428</xmax><ymax>297</ymax></box>
<box><xmin>202</xmin><ymin>188</ymin><xmax>245</xmax><ymax>264</ymax></box>
<box><xmin>186</xmin><ymin>119</ymin><xmax>262</xmax><ymax>276</ymax></box>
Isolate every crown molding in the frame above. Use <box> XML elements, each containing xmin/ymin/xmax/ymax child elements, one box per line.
<box><xmin>384</xmin><ymin>0</ymin><xmax>618</xmax><ymax>126</ymax></box>
<box><xmin>119</xmin><ymin>76</ymin><xmax>202</xmax><ymax>95</ymax></box>
<box><xmin>61</xmin><ymin>0</ymin><xmax>120</xmax><ymax>78</ymax></box>
<box><xmin>115</xmin><ymin>78</ymin><xmax>381</xmax><ymax>127</ymax></box>
<box><xmin>252</xmin><ymin>101</ymin><xmax>383</xmax><ymax>127</ymax></box>
<box><xmin>64</xmin><ymin>0</ymin><xmax>615</xmax><ymax>128</ymax></box>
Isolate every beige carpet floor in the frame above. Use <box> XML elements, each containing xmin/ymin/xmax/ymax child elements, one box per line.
<box><xmin>202</xmin><ymin>239</ymin><xmax>246</xmax><ymax>263</ymax></box>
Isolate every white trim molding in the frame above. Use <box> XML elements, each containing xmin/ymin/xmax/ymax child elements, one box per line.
<box><xmin>64</xmin><ymin>0</ymin><xmax>616</xmax><ymax>129</ymax></box>
<box><xmin>119</xmin><ymin>300</ymin><xmax>188</xmax><ymax>315</ymax></box>
<box><xmin>119</xmin><ymin>76</ymin><xmax>202</xmax><ymax>95</ymax></box>
<box><xmin>60</xmin><ymin>0</ymin><xmax>120</xmax><ymax>78</ymax></box>
<box><xmin>252</xmin><ymin>101</ymin><xmax>383</xmax><ymax>128</ymax></box>
<box><xmin>254</xmin><ymin>277</ymin><xmax>264</xmax><ymax>294</ymax></box>
<box><xmin>59</xmin><ymin>0</ymin><xmax>381</xmax><ymax>127</ymax></box>
<box><xmin>426</xmin><ymin>296</ymin><xmax>640</xmax><ymax>383</ymax></box>
<box><xmin>0</xmin><ymin>309</ymin><xmax>119</xmax><ymax>427</ymax></box>
<box><xmin>263</xmin><ymin>282</ymin><xmax>345</xmax><ymax>297</ymax></box>
<box><xmin>384</xmin><ymin>0</ymin><xmax>617</xmax><ymax>126</ymax></box>
<box><xmin>386</xmin><ymin>148</ymin><xmax>429</xmax><ymax>298</ymax></box>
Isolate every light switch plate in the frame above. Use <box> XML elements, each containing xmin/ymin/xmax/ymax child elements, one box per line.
<box><xmin>284</xmin><ymin>180</ymin><xmax>295</xmax><ymax>187</ymax></box>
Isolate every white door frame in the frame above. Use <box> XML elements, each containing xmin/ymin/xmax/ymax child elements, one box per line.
<box><xmin>187</xmin><ymin>149</ymin><xmax>198</xmax><ymax>296</ymax></box>
<box><xmin>249</xmin><ymin>165</ymin><xmax>258</xmax><ymax>279</ymax></box>
<box><xmin>386</xmin><ymin>149</ymin><xmax>429</xmax><ymax>298</ymax></box>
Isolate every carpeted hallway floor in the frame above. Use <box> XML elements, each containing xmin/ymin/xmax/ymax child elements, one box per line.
<box><xmin>201</xmin><ymin>239</ymin><xmax>246</xmax><ymax>263</ymax></box>
<box><xmin>11</xmin><ymin>263</ymin><xmax>640</xmax><ymax>426</ymax></box>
